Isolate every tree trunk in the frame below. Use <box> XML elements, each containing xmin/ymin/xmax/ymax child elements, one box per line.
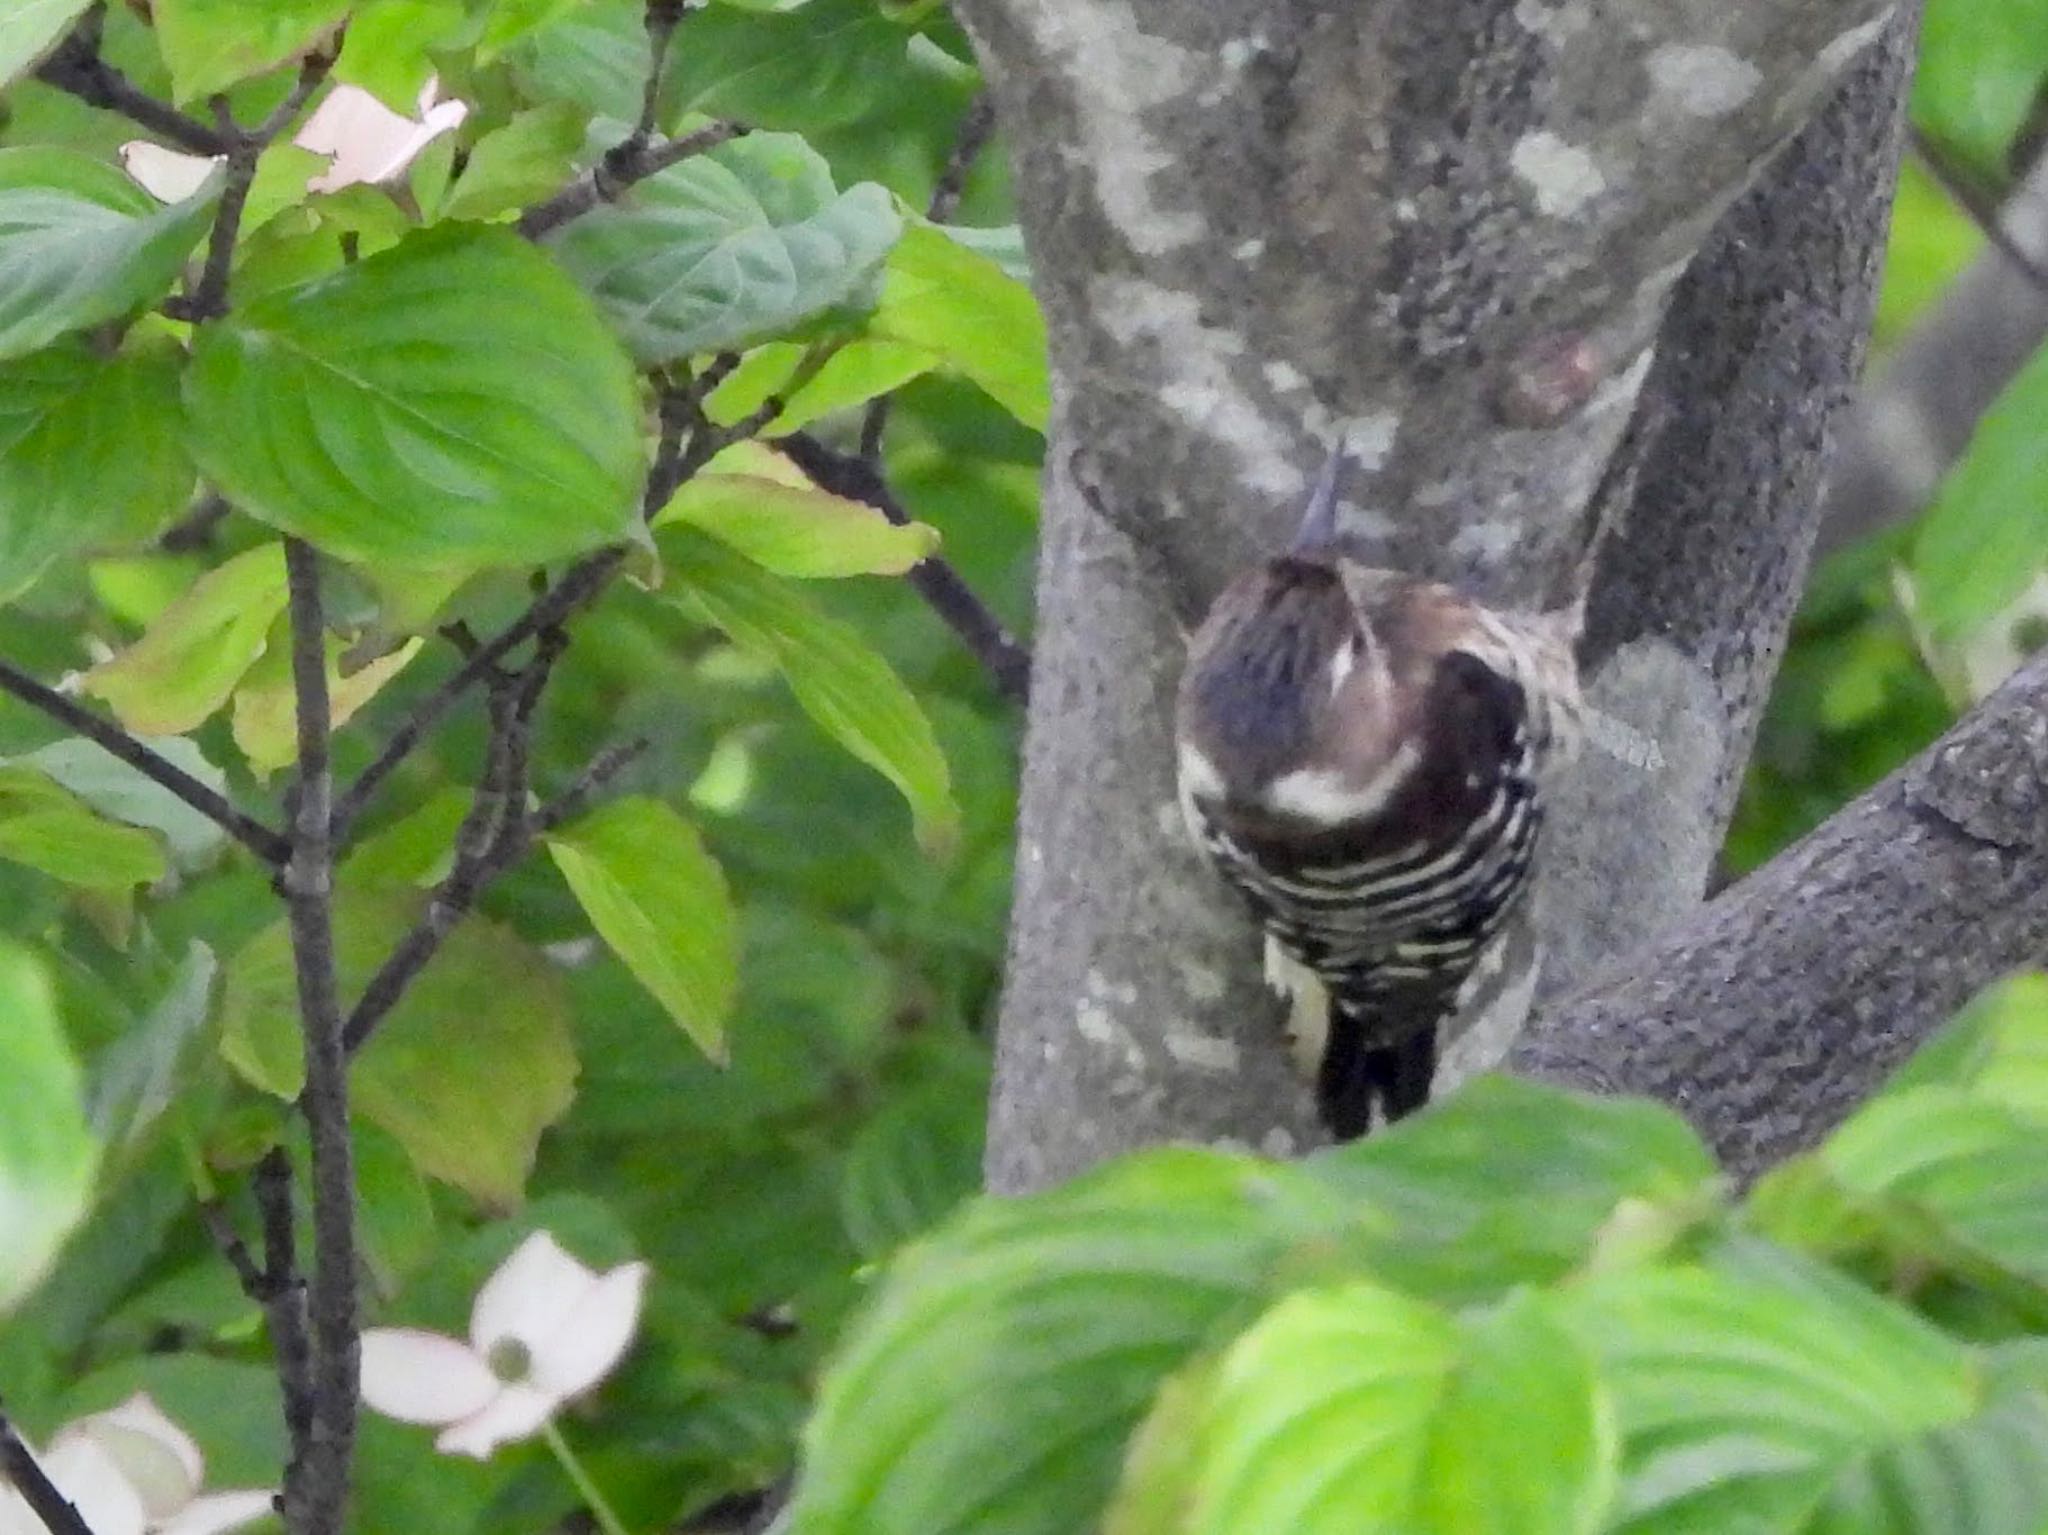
<box><xmin>968</xmin><ymin>0</ymin><xmax>1923</xmax><ymax>1192</ymax></box>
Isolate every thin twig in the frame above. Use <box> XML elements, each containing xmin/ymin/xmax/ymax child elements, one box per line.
<box><xmin>0</xmin><ymin>1413</ymin><xmax>97</xmax><ymax>1535</ymax></box>
<box><xmin>157</xmin><ymin>494</ymin><xmax>232</xmax><ymax>553</ymax></box>
<box><xmin>534</xmin><ymin>738</ymin><xmax>650</xmax><ymax>835</ymax></box>
<box><xmin>277</xmin><ymin>542</ymin><xmax>356</xmax><ymax>1535</ymax></box>
<box><xmin>32</xmin><ymin>5</ymin><xmax>231</xmax><ymax>157</ymax></box>
<box><xmin>165</xmin><ymin>52</ymin><xmax>334</xmax><ymax>323</ymax></box>
<box><xmin>635</xmin><ymin>0</ymin><xmax>689</xmax><ymax>143</ymax></box>
<box><xmin>779</xmin><ymin>432</ymin><xmax>1031</xmax><ymax>704</ymax></box>
<box><xmin>331</xmin><ymin>549</ymin><xmax>626</xmax><ymax>841</ymax></box>
<box><xmin>859</xmin><ymin>93</ymin><xmax>996</xmax><ymax>462</ymax></box>
<box><xmin>517</xmin><ymin>120</ymin><xmax>748</xmax><ymax>239</ymax></box>
<box><xmin>0</xmin><ymin>658</ymin><xmax>291</xmax><ymax>864</ymax></box>
<box><xmin>1912</xmin><ymin>126</ymin><xmax>2048</xmax><ymax>295</ymax></box>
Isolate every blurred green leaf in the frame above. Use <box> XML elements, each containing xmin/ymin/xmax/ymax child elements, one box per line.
<box><xmin>788</xmin><ymin>1147</ymin><xmax>1307</xmax><ymax>1535</ymax></box>
<box><xmin>838</xmin><ymin>1080</ymin><xmax>984</xmax><ymax>1259</ymax></box>
<box><xmin>4</xmin><ymin>735</ymin><xmax>228</xmax><ymax>868</ymax></box>
<box><xmin>0</xmin><ymin>939</ymin><xmax>96</xmax><ymax>1315</ymax></box>
<box><xmin>0</xmin><ymin>340</ymin><xmax>195</xmax><ymax>602</ymax></box>
<box><xmin>659</xmin><ymin>526</ymin><xmax>958</xmax><ymax>854</ymax></box>
<box><xmin>657</xmin><ymin>453</ymin><xmax>938</xmax><ymax>577</ymax></box>
<box><xmin>1307</xmin><ymin>1076</ymin><xmax>1721</xmax><ymax>1304</ymax></box>
<box><xmin>1573</xmin><ymin>1247</ymin><xmax>1979</xmax><ymax>1534</ymax></box>
<box><xmin>86</xmin><ymin>941</ymin><xmax>215</xmax><ymax>1162</ymax></box>
<box><xmin>0</xmin><ymin>147</ymin><xmax>218</xmax><ymax>359</ymax></box>
<box><xmin>1912</xmin><ymin>0</ymin><xmax>2048</xmax><ymax>182</ymax></box>
<box><xmin>704</xmin><ymin>337</ymin><xmax>938</xmax><ymax>436</ymax></box>
<box><xmin>1912</xmin><ymin>336</ymin><xmax>2048</xmax><ymax>644</ymax></box>
<box><xmin>1809</xmin><ymin>1384</ymin><xmax>2048</xmax><ymax>1535</ymax></box>
<box><xmin>662</xmin><ymin>0</ymin><xmax>922</xmax><ymax>133</ymax></box>
<box><xmin>332</xmin><ymin>0</ymin><xmax>469</xmax><ymax>109</ymax></box>
<box><xmin>1873</xmin><ymin>160</ymin><xmax>1983</xmax><ymax>349</ymax></box>
<box><xmin>184</xmin><ymin>225</ymin><xmax>644</xmax><ymax>567</ymax></box>
<box><xmin>220</xmin><ymin>889</ymin><xmax>576</xmax><ymax>1204</ymax></box>
<box><xmin>152</xmin><ymin>0</ymin><xmax>350</xmax><ymax>101</ymax></box>
<box><xmin>545</xmin><ymin>132</ymin><xmax>903</xmax><ymax>363</ymax></box>
<box><xmin>0</xmin><ymin>802</ymin><xmax>167</xmax><ymax>888</ymax></box>
<box><xmin>547</xmin><ymin>795</ymin><xmax>739</xmax><ymax>1064</ymax></box>
<box><xmin>82</xmin><ymin>543</ymin><xmax>287</xmax><ymax>736</ymax></box>
<box><xmin>0</xmin><ymin>1</ymin><xmax>91</xmax><ymax>89</ymax></box>
<box><xmin>874</xmin><ymin>223</ymin><xmax>1048</xmax><ymax>431</ymax></box>
<box><xmin>1107</xmin><ymin>1287</ymin><xmax>1613</xmax><ymax>1535</ymax></box>
<box><xmin>1889</xmin><ymin>971</ymin><xmax>2048</xmax><ymax>1124</ymax></box>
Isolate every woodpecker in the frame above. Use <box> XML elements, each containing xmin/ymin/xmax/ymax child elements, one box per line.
<box><xmin>1174</xmin><ymin>448</ymin><xmax>1582</xmax><ymax>1139</ymax></box>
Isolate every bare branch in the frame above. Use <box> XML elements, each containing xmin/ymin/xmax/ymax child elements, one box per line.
<box><xmin>32</xmin><ymin>5</ymin><xmax>230</xmax><ymax>157</ymax></box>
<box><xmin>517</xmin><ymin>120</ymin><xmax>749</xmax><ymax>239</ymax></box>
<box><xmin>332</xmin><ymin>549</ymin><xmax>625</xmax><ymax>841</ymax></box>
<box><xmin>1516</xmin><ymin>648</ymin><xmax>2048</xmax><ymax>1184</ymax></box>
<box><xmin>779</xmin><ymin>431</ymin><xmax>1031</xmax><ymax>704</ymax></box>
<box><xmin>1911</xmin><ymin>128</ymin><xmax>2048</xmax><ymax>294</ymax></box>
<box><xmin>0</xmin><ymin>1413</ymin><xmax>97</xmax><ymax>1535</ymax></box>
<box><xmin>0</xmin><ymin>658</ymin><xmax>291</xmax><ymax>864</ymax></box>
<box><xmin>277</xmin><ymin>541</ymin><xmax>356</xmax><ymax>1535</ymax></box>
<box><xmin>534</xmin><ymin>737</ymin><xmax>650</xmax><ymax>835</ymax></box>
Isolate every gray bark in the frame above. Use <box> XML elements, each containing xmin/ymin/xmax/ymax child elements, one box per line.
<box><xmin>1516</xmin><ymin>649</ymin><xmax>2048</xmax><ymax>1185</ymax></box>
<box><xmin>971</xmin><ymin>0</ymin><xmax>1916</xmax><ymax>1193</ymax></box>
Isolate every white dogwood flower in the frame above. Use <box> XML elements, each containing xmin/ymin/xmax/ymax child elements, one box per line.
<box><xmin>359</xmin><ymin>1231</ymin><xmax>650</xmax><ymax>1460</ymax></box>
<box><xmin>294</xmin><ymin>77</ymin><xmax>469</xmax><ymax>194</ymax></box>
<box><xmin>0</xmin><ymin>1393</ymin><xmax>272</xmax><ymax>1535</ymax></box>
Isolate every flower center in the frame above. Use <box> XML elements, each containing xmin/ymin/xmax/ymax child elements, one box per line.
<box><xmin>485</xmin><ymin>1337</ymin><xmax>533</xmax><ymax>1384</ymax></box>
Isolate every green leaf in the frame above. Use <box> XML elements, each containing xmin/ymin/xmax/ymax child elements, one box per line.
<box><xmin>704</xmin><ymin>336</ymin><xmax>938</xmax><ymax>436</ymax></box>
<box><xmin>1912</xmin><ymin>340</ymin><xmax>2048</xmax><ymax>644</ymax></box>
<box><xmin>438</xmin><ymin>102</ymin><xmax>586</xmax><ymax>222</ymax></box>
<box><xmin>357</xmin><ymin>1119</ymin><xmax>437</xmax><ymax>1290</ymax></box>
<box><xmin>1874</xmin><ymin>160</ymin><xmax>1983</xmax><ymax>348</ymax></box>
<box><xmin>1809</xmin><ymin>1386</ymin><xmax>2048</xmax><ymax>1535</ymax></box>
<box><xmin>545</xmin><ymin>131</ymin><xmax>904</xmax><ymax>363</ymax></box>
<box><xmin>1107</xmin><ymin>1286</ymin><xmax>1614</xmax><ymax>1535</ymax></box>
<box><xmin>658</xmin><ymin>526</ymin><xmax>958</xmax><ymax>853</ymax></box>
<box><xmin>656</xmin><ymin>454</ymin><xmax>938</xmax><ymax>576</ymax></box>
<box><xmin>1307</xmin><ymin>1076</ymin><xmax>1722</xmax><ymax>1304</ymax></box>
<box><xmin>478</xmin><ymin>0</ymin><xmax>586</xmax><ymax>58</ymax></box>
<box><xmin>1912</xmin><ymin>0</ymin><xmax>2048</xmax><ymax>182</ymax></box>
<box><xmin>334</xmin><ymin>0</ymin><xmax>469</xmax><ymax>109</ymax></box>
<box><xmin>1888</xmin><ymin>972</ymin><xmax>2048</xmax><ymax>1125</ymax></box>
<box><xmin>788</xmin><ymin>1147</ymin><xmax>1304</xmax><ymax>1535</ymax></box>
<box><xmin>4</xmin><ymin>736</ymin><xmax>228</xmax><ymax>868</ymax></box>
<box><xmin>0</xmin><ymin>147</ymin><xmax>219</xmax><ymax>359</ymax></box>
<box><xmin>0</xmin><ymin>804</ymin><xmax>167</xmax><ymax>888</ymax></box>
<box><xmin>1572</xmin><ymin>1247</ymin><xmax>1979</xmax><ymax>1534</ymax></box>
<box><xmin>82</xmin><ymin>543</ymin><xmax>288</xmax><ymax>736</ymax></box>
<box><xmin>546</xmin><ymin>796</ymin><xmax>738</xmax><ymax>1064</ymax></box>
<box><xmin>152</xmin><ymin>0</ymin><xmax>350</xmax><ymax>101</ymax></box>
<box><xmin>87</xmin><ymin>942</ymin><xmax>215</xmax><ymax>1164</ymax></box>
<box><xmin>838</xmin><ymin>1080</ymin><xmax>985</xmax><ymax>1260</ymax></box>
<box><xmin>0</xmin><ymin>340</ymin><xmax>196</xmax><ymax>601</ymax></box>
<box><xmin>662</xmin><ymin>0</ymin><xmax>923</xmax><ymax>133</ymax></box>
<box><xmin>231</xmin><ymin>633</ymin><xmax>423</xmax><ymax>774</ymax></box>
<box><xmin>184</xmin><ymin>225</ymin><xmax>644</xmax><ymax>567</ymax></box>
<box><xmin>220</xmin><ymin>889</ymin><xmax>576</xmax><ymax>1204</ymax></box>
<box><xmin>0</xmin><ymin>1</ymin><xmax>89</xmax><ymax>88</ymax></box>
<box><xmin>0</xmin><ymin>940</ymin><xmax>97</xmax><ymax>1314</ymax></box>
<box><xmin>873</xmin><ymin>223</ymin><xmax>1049</xmax><ymax>430</ymax></box>
<box><xmin>504</xmin><ymin>0</ymin><xmax>650</xmax><ymax>119</ymax></box>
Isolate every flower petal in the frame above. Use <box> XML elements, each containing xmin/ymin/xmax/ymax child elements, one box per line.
<box><xmin>41</xmin><ymin>1433</ymin><xmax>147</xmax><ymax>1535</ymax></box>
<box><xmin>470</xmin><ymin>1231</ymin><xmax>598</xmax><ymax>1358</ymax></box>
<box><xmin>359</xmin><ymin>1329</ymin><xmax>500</xmax><ymax>1426</ymax></box>
<box><xmin>293</xmin><ymin>80</ymin><xmax>468</xmax><ymax>194</ymax></box>
<box><xmin>155</xmin><ymin>1489</ymin><xmax>278</xmax><ymax>1535</ymax></box>
<box><xmin>433</xmin><ymin>1386</ymin><xmax>556</xmax><ymax>1460</ymax></box>
<box><xmin>71</xmin><ymin>1392</ymin><xmax>204</xmax><ymax>1519</ymax></box>
<box><xmin>118</xmin><ymin>143</ymin><xmax>224</xmax><ymax>204</ymax></box>
<box><xmin>530</xmin><ymin>1262</ymin><xmax>650</xmax><ymax>1401</ymax></box>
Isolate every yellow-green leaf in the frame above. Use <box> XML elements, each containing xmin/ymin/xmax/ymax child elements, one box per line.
<box><xmin>0</xmin><ymin>940</ymin><xmax>96</xmax><ymax>1314</ymax></box>
<box><xmin>231</xmin><ymin>633</ymin><xmax>424</xmax><ymax>774</ymax></box>
<box><xmin>656</xmin><ymin>468</ymin><xmax>937</xmax><ymax>577</ymax></box>
<box><xmin>547</xmin><ymin>796</ymin><xmax>737</xmax><ymax>1063</ymax></box>
<box><xmin>872</xmin><ymin>223</ymin><xmax>1048</xmax><ymax>431</ymax></box>
<box><xmin>83</xmin><ymin>544</ymin><xmax>288</xmax><ymax>736</ymax></box>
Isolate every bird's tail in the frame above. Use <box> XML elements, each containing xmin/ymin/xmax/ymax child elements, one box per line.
<box><xmin>1316</xmin><ymin>1005</ymin><xmax>1437</xmax><ymax>1141</ymax></box>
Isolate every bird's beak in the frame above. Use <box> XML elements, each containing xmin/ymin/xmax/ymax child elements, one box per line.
<box><xmin>1289</xmin><ymin>440</ymin><xmax>1349</xmax><ymax>554</ymax></box>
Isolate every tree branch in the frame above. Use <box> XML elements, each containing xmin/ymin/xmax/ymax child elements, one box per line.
<box><xmin>0</xmin><ymin>1412</ymin><xmax>96</xmax><ymax>1535</ymax></box>
<box><xmin>0</xmin><ymin>658</ymin><xmax>291</xmax><ymax>865</ymax></box>
<box><xmin>778</xmin><ymin>432</ymin><xmax>1030</xmax><ymax>704</ymax></box>
<box><xmin>203</xmin><ymin>1149</ymin><xmax>315</xmax><ymax>1464</ymax></box>
<box><xmin>1516</xmin><ymin>648</ymin><xmax>2048</xmax><ymax>1184</ymax></box>
<box><xmin>31</xmin><ymin>5</ymin><xmax>231</xmax><ymax>157</ymax></box>
<box><xmin>277</xmin><ymin>541</ymin><xmax>356</xmax><ymax>1535</ymax></box>
<box><xmin>517</xmin><ymin>120</ymin><xmax>748</xmax><ymax>239</ymax></box>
